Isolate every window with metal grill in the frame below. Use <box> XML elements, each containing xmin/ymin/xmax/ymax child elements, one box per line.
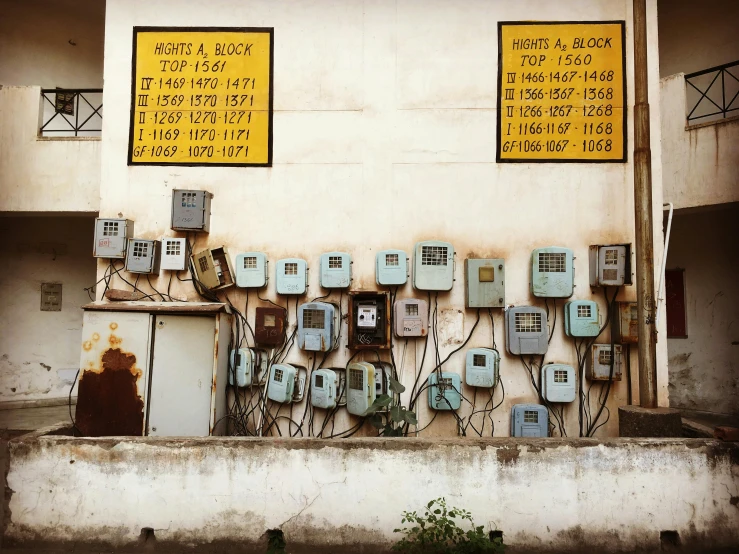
<box><xmin>133</xmin><ymin>242</ymin><xmax>148</xmax><ymax>258</ymax></box>
<box><xmin>524</xmin><ymin>410</ymin><xmax>538</xmax><ymax>423</ymax></box>
<box><xmin>328</xmin><ymin>256</ymin><xmax>343</xmax><ymax>269</ymax></box>
<box><xmin>554</xmin><ymin>369</ymin><xmax>568</xmax><ymax>383</ymax></box>
<box><xmin>315</xmin><ymin>374</ymin><xmax>324</xmax><ymax>388</ymax></box>
<box><xmin>604</xmin><ymin>249</ymin><xmax>619</xmax><ymax>265</ymax></box>
<box><xmin>385</xmin><ymin>253</ymin><xmax>399</xmax><ymax>266</ymax></box>
<box><xmin>515</xmin><ymin>312</ymin><xmax>542</xmax><ymax>333</ymax></box>
<box><xmin>165</xmin><ymin>241</ymin><xmax>180</xmax><ymax>256</ymax></box>
<box><xmin>274</xmin><ymin>368</ymin><xmax>284</xmax><ymax>383</ymax></box>
<box><xmin>598</xmin><ymin>349</ymin><xmax>612</xmax><ymax>365</ymax></box>
<box><xmin>198</xmin><ymin>256</ymin><xmax>209</xmax><ymax>273</ymax></box>
<box><xmin>577</xmin><ymin>304</ymin><xmax>592</xmax><ymax>318</ymax></box>
<box><xmin>421</xmin><ymin>245</ymin><xmax>448</xmax><ymax>266</ymax></box>
<box><xmin>103</xmin><ymin>221</ymin><xmax>119</xmax><ymax>236</ymax></box>
<box><xmin>538</xmin><ymin>252</ymin><xmax>566</xmax><ymax>272</ymax></box>
<box><xmin>349</xmin><ymin>368</ymin><xmax>363</xmax><ymax>390</ymax></box>
<box><xmin>243</xmin><ymin>256</ymin><xmax>257</xmax><ymax>269</ymax></box>
<box><xmin>473</xmin><ymin>354</ymin><xmax>487</xmax><ymax>367</ymax></box>
<box><xmin>284</xmin><ymin>262</ymin><xmax>298</xmax><ymax>275</ymax></box>
<box><xmin>181</xmin><ymin>192</ymin><xmax>197</xmax><ymax>208</ymax></box>
<box><xmin>405</xmin><ymin>303</ymin><xmax>419</xmax><ymax>316</ymax></box>
<box><xmin>302</xmin><ymin>308</ymin><xmax>325</xmax><ymax>329</ymax></box>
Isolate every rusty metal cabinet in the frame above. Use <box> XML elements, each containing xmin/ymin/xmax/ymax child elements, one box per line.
<box><xmin>75</xmin><ymin>302</ymin><xmax>230</xmax><ymax>437</ymax></box>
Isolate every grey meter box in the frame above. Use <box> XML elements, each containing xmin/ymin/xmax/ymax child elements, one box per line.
<box><xmin>94</xmin><ymin>218</ymin><xmax>133</xmax><ymax>259</ymax></box>
<box><xmin>465</xmin><ymin>259</ymin><xmax>505</xmax><ymax>308</ymax></box>
<box><xmin>171</xmin><ymin>189</ymin><xmax>213</xmax><ymax>232</ymax></box>
<box><xmin>125</xmin><ymin>239</ymin><xmax>161</xmax><ymax>274</ymax></box>
<box><xmin>511</xmin><ymin>404</ymin><xmax>548</xmax><ymax>437</ymax></box>
<box><xmin>505</xmin><ymin>306</ymin><xmax>548</xmax><ymax>355</ymax></box>
<box><xmin>587</xmin><ymin>344</ymin><xmax>623</xmax><ymax>381</ymax></box>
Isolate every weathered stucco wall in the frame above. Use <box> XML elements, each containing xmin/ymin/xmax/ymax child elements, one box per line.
<box><xmin>97</xmin><ymin>0</ymin><xmax>669</xmax><ymax>439</ymax></box>
<box><xmin>666</xmin><ymin>205</ymin><xmax>739</xmax><ymax>417</ymax></box>
<box><xmin>4</xmin><ymin>432</ymin><xmax>739</xmax><ymax>552</ymax></box>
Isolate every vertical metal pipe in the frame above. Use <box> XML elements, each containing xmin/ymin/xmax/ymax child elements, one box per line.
<box><xmin>633</xmin><ymin>0</ymin><xmax>658</xmax><ymax>408</ymax></box>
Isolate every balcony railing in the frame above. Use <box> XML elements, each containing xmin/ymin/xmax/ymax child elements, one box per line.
<box><xmin>685</xmin><ymin>61</ymin><xmax>739</xmax><ymax>124</ymax></box>
<box><xmin>40</xmin><ymin>88</ymin><xmax>103</xmax><ymax>137</ymax></box>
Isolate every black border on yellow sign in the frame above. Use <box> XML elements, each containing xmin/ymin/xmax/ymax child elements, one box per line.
<box><xmin>496</xmin><ymin>21</ymin><xmax>627</xmax><ymax>163</ymax></box>
<box><xmin>127</xmin><ymin>26</ymin><xmax>274</xmax><ymax>167</ymax></box>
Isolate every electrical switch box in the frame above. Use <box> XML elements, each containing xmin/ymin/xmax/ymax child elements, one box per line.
<box><xmin>427</xmin><ymin>372</ymin><xmax>461</xmax><ymax>411</ymax></box>
<box><xmin>161</xmin><ymin>238</ymin><xmax>187</xmax><ymax>271</ymax></box>
<box><xmin>255</xmin><ymin>307</ymin><xmax>287</xmax><ymax>346</ymax></box>
<box><xmin>413</xmin><ymin>241</ymin><xmax>455</xmax><ymax>291</ymax></box>
<box><xmin>235</xmin><ymin>252</ymin><xmax>268</xmax><ymax>288</ymax></box>
<box><xmin>298</xmin><ymin>302</ymin><xmax>339</xmax><ymax>352</ymax></box>
<box><xmin>125</xmin><ymin>239</ymin><xmax>160</xmax><ymax>274</ymax></box>
<box><xmin>276</xmin><ymin>258</ymin><xmax>308</xmax><ymax>295</ymax></box>
<box><xmin>374</xmin><ymin>361</ymin><xmax>394</xmax><ymax>404</ymax></box>
<box><xmin>394</xmin><ymin>298</ymin><xmax>429</xmax><ymax>338</ymax></box>
<box><xmin>311</xmin><ymin>369</ymin><xmax>338</xmax><ymax>409</ymax></box>
<box><xmin>589</xmin><ymin>244</ymin><xmax>632</xmax><ymax>287</ymax></box>
<box><xmin>511</xmin><ymin>404</ymin><xmax>548</xmax><ymax>437</ymax></box>
<box><xmin>348</xmin><ymin>291</ymin><xmax>390</xmax><ymax>349</ymax></box>
<box><xmin>541</xmin><ymin>364</ymin><xmax>576</xmax><ymax>403</ymax></box>
<box><xmin>376</xmin><ymin>249</ymin><xmax>408</xmax><ymax>286</ymax></box>
<box><xmin>229</xmin><ymin>348</ymin><xmax>253</xmax><ymax>387</ymax></box>
<box><xmin>320</xmin><ymin>252</ymin><xmax>352</xmax><ymax>289</ymax></box>
<box><xmin>531</xmin><ymin>247</ymin><xmax>574</xmax><ymax>298</ymax></box>
<box><xmin>347</xmin><ymin>362</ymin><xmax>376</xmax><ymax>416</ymax></box>
<box><xmin>171</xmin><ymin>189</ymin><xmax>213</xmax><ymax>232</ymax></box>
<box><xmin>587</xmin><ymin>344</ymin><xmax>623</xmax><ymax>381</ymax></box>
<box><xmin>465</xmin><ymin>348</ymin><xmax>499</xmax><ymax>388</ymax></box>
<box><xmin>564</xmin><ymin>300</ymin><xmax>600</xmax><ymax>337</ymax></box>
<box><xmin>614</xmin><ymin>302</ymin><xmax>638</xmax><ymax>343</ymax></box>
<box><xmin>465</xmin><ymin>259</ymin><xmax>505</xmax><ymax>308</ymax></box>
<box><xmin>267</xmin><ymin>363</ymin><xmax>306</xmax><ymax>403</ymax></box>
<box><xmin>94</xmin><ymin>218</ymin><xmax>133</xmax><ymax>259</ymax></box>
<box><xmin>505</xmin><ymin>306</ymin><xmax>549</xmax><ymax>355</ymax></box>
<box><xmin>192</xmin><ymin>246</ymin><xmax>234</xmax><ymax>290</ymax></box>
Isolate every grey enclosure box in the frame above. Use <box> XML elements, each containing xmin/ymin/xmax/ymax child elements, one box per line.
<box><xmin>465</xmin><ymin>258</ymin><xmax>505</xmax><ymax>308</ymax></box>
<box><xmin>614</xmin><ymin>301</ymin><xmax>638</xmax><ymax>343</ymax></box>
<box><xmin>125</xmin><ymin>239</ymin><xmax>161</xmax><ymax>274</ymax></box>
<box><xmin>94</xmin><ymin>218</ymin><xmax>133</xmax><ymax>259</ymax></box>
<box><xmin>510</xmin><ymin>404</ymin><xmax>548</xmax><ymax>437</ymax></box>
<box><xmin>587</xmin><ymin>344</ymin><xmax>623</xmax><ymax>381</ymax></box>
<box><xmin>505</xmin><ymin>306</ymin><xmax>549</xmax><ymax>356</ymax></box>
<box><xmin>171</xmin><ymin>189</ymin><xmax>213</xmax><ymax>232</ymax></box>
<box><xmin>589</xmin><ymin>244</ymin><xmax>632</xmax><ymax>287</ymax></box>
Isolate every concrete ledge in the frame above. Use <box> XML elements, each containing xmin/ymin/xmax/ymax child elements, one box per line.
<box><xmin>4</xmin><ymin>431</ymin><xmax>739</xmax><ymax>553</ymax></box>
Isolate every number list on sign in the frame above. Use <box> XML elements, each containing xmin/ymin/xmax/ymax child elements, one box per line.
<box><xmin>497</xmin><ymin>22</ymin><xmax>626</xmax><ymax>162</ymax></box>
<box><xmin>129</xmin><ymin>28</ymin><xmax>273</xmax><ymax>166</ymax></box>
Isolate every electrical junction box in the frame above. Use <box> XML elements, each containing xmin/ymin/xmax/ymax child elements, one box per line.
<box><xmin>347</xmin><ymin>362</ymin><xmax>376</xmax><ymax>416</ymax></box>
<box><xmin>267</xmin><ymin>363</ymin><xmax>306</xmax><ymax>403</ymax></box>
<box><xmin>587</xmin><ymin>344</ymin><xmax>623</xmax><ymax>381</ymax></box>
<box><xmin>228</xmin><ymin>348</ymin><xmax>268</xmax><ymax>387</ymax></box>
<box><xmin>94</xmin><ymin>218</ymin><xmax>133</xmax><ymax>259</ymax></box>
<box><xmin>330</xmin><ymin>367</ymin><xmax>348</xmax><ymax>406</ymax></box>
<box><xmin>348</xmin><ymin>291</ymin><xmax>390</xmax><ymax>350</ymax></box>
<box><xmin>589</xmin><ymin>244</ymin><xmax>632</xmax><ymax>287</ymax></box>
<box><xmin>235</xmin><ymin>252</ymin><xmax>268</xmax><ymax>288</ymax></box>
<box><xmin>505</xmin><ymin>306</ymin><xmax>549</xmax><ymax>356</ymax></box>
<box><xmin>465</xmin><ymin>259</ymin><xmax>505</xmax><ymax>308</ymax></box>
<box><xmin>465</xmin><ymin>348</ymin><xmax>499</xmax><ymax>388</ymax></box>
<box><xmin>160</xmin><ymin>238</ymin><xmax>187</xmax><ymax>271</ymax></box>
<box><xmin>192</xmin><ymin>246</ymin><xmax>234</xmax><ymax>290</ymax></box>
<box><xmin>125</xmin><ymin>239</ymin><xmax>160</xmax><ymax>274</ymax></box>
<box><xmin>564</xmin><ymin>300</ymin><xmax>600</xmax><ymax>337</ymax></box>
<box><xmin>541</xmin><ymin>364</ymin><xmax>576</xmax><ymax>403</ymax></box>
<box><xmin>376</xmin><ymin>249</ymin><xmax>408</xmax><ymax>286</ymax></box>
<box><xmin>319</xmin><ymin>252</ymin><xmax>352</xmax><ymax>289</ymax></box>
<box><xmin>276</xmin><ymin>258</ymin><xmax>308</xmax><ymax>295</ymax></box>
<box><xmin>374</xmin><ymin>361</ymin><xmax>394</xmax><ymax>405</ymax></box>
<box><xmin>298</xmin><ymin>302</ymin><xmax>339</xmax><ymax>352</ymax></box>
<box><xmin>394</xmin><ymin>298</ymin><xmax>429</xmax><ymax>338</ymax></box>
<box><xmin>255</xmin><ymin>307</ymin><xmax>287</xmax><ymax>346</ymax></box>
<box><xmin>511</xmin><ymin>404</ymin><xmax>548</xmax><ymax>437</ymax></box>
<box><xmin>614</xmin><ymin>302</ymin><xmax>638</xmax><ymax>343</ymax></box>
<box><xmin>531</xmin><ymin>246</ymin><xmax>574</xmax><ymax>298</ymax></box>
<box><xmin>413</xmin><ymin>241</ymin><xmax>455</xmax><ymax>291</ymax></box>
<box><xmin>428</xmin><ymin>372</ymin><xmax>461</xmax><ymax>411</ymax></box>
<box><xmin>171</xmin><ymin>189</ymin><xmax>213</xmax><ymax>232</ymax></box>
<box><xmin>311</xmin><ymin>369</ymin><xmax>338</xmax><ymax>410</ymax></box>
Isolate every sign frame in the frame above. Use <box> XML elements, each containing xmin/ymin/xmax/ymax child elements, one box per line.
<box><xmin>127</xmin><ymin>26</ymin><xmax>274</xmax><ymax>167</ymax></box>
<box><xmin>496</xmin><ymin>21</ymin><xmax>627</xmax><ymax>164</ymax></box>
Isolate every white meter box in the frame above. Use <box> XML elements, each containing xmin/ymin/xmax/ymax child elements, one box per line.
<box><xmin>376</xmin><ymin>249</ymin><xmax>408</xmax><ymax>286</ymax></box>
<box><xmin>320</xmin><ymin>252</ymin><xmax>351</xmax><ymax>289</ymax></box>
<box><xmin>276</xmin><ymin>258</ymin><xmax>308</xmax><ymax>295</ymax></box>
<box><xmin>311</xmin><ymin>369</ymin><xmax>338</xmax><ymax>409</ymax></box>
<box><xmin>125</xmin><ymin>239</ymin><xmax>160</xmax><ymax>274</ymax></box>
<box><xmin>465</xmin><ymin>348</ymin><xmax>499</xmax><ymax>388</ymax></box>
<box><xmin>347</xmin><ymin>362</ymin><xmax>376</xmax><ymax>416</ymax></box>
<box><xmin>161</xmin><ymin>238</ymin><xmax>187</xmax><ymax>271</ymax></box>
<box><xmin>298</xmin><ymin>302</ymin><xmax>339</xmax><ymax>352</ymax></box>
<box><xmin>511</xmin><ymin>404</ymin><xmax>548</xmax><ymax>437</ymax></box>
<box><xmin>531</xmin><ymin>247</ymin><xmax>574</xmax><ymax>298</ymax></box>
<box><xmin>465</xmin><ymin>259</ymin><xmax>505</xmax><ymax>308</ymax></box>
<box><xmin>505</xmin><ymin>306</ymin><xmax>548</xmax><ymax>355</ymax></box>
<box><xmin>94</xmin><ymin>218</ymin><xmax>134</xmax><ymax>259</ymax></box>
<box><xmin>171</xmin><ymin>189</ymin><xmax>213</xmax><ymax>232</ymax></box>
<box><xmin>564</xmin><ymin>300</ymin><xmax>600</xmax><ymax>337</ymax></box>
<box><xmin>235</xmin><ymin>252</ymin><xmax>268</xmax><ymax>288</ymax></box>
<box><xmin>589</xmin><ymin>244</ymin><xmax>632</xmax><ymax>287</ymax></box>
<box><xmin>540</xmin><ymin>364</ymin><xmax>576</xmax><ymax>403</ymax></box>
<box><xmin>394</xmin><ymin>299</ymin><xmax>429</xmax><ymax>338</ymax></box>
<box><xmin>413</xmin><ymin>241</ymin><xmax>454</xmax><ymax>291</ymax></box>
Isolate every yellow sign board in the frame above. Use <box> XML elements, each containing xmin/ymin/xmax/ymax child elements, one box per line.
<box><xmin>128</xmin><ymin>27</ymin><xmax>273</xmax><ymax>166</ymax></box>
<box><xmin>497</xmin><ymin>22</ymin><xmax>626</xmax><ymax>162</ymax></box>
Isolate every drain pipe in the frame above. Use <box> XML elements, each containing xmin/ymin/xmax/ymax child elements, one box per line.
<box><xmin>655</xmin><ymin>202</ymin><xmax>674</xmax><ymax>328</ymax></box>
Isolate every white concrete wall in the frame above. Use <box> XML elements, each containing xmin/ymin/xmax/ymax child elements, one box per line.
<box><xmin>0</xmin><ymin>216</ymin><xmax>97</xmax><ymax>402</ymax></box>
<box><xmin>660</xmin><ymin>75</ymin><xmax>739</xmax><ymax>209</ymax></box>
<box><xmin>0</xmin><ymin>0</ymin><xmax>105</xmax><ymax>88</ymax></box>
<box><xmin>0</xmin><ymin>86</ymin><xmax>101</xmax><ymax>213</ymax></box>
<box><xmin>98</xmin><ymin>0</ymin><xmax>669</xmax><ymax>438</ymax></box>
<box><xmin>666</xmin><ymin>205</ymin><xmax>739</xmax><ymax>417</ymax></box>
<box><xmin>6</xmin><ymin>435</ymin><xmax>739</xmax><ymax>551</ymax></box>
